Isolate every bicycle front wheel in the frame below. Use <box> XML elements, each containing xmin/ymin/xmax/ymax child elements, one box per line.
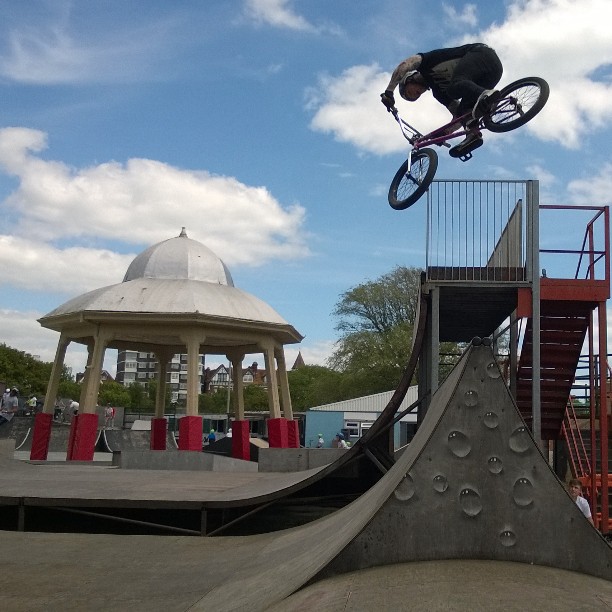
<box><xmin>484</xmin><ymin>77</ymin><xmax>549</xmax><ymax>133</ymax></box>
<box><xmin>388</xmin><ymin>148</ymin><xmax>438</xmax><ymax>210</ymax></box>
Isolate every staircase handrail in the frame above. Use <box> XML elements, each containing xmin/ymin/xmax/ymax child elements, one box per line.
<box><xmin>563</xmin><ymin>395</ymin><xmax>591</xmax><ymax>478</ymax></box>
<box><xmin>539</xmin><ymin>205</ymin><xmax>609</xmax><ymax>284</ymax></box>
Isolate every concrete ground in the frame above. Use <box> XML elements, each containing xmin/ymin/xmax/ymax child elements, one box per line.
<box><xmin>270</xmin><ymin>560</ymin><xmax>612</xmax><ymax>611</ymax></box>
<box><xmin>1</xmin><ymin>532</ymin><xmax>611</xmax><ymax>612</ymax></box>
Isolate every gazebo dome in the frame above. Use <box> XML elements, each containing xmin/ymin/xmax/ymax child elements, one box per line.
<box><xmin>123</xmin><ymin>227</ymin><xmax>234</xmax><ymax>286</ymax></box>
<box><xmin>39</xmin><ymin>228</ymin><xmax>303</xmax><ymax>346</ymax></box>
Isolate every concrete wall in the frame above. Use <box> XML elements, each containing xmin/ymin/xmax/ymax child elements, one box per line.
<box><xmin>258</xmin><ymin>447</ymin><xmax>348</xmax><ymax>472</ymax></box>
<box><xmin>112</xmin><ymin>449</ymin><xmax>258</xmax><ymax>472</ymax></box>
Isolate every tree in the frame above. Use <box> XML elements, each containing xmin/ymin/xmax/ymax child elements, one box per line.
<box><xmin>199</xmin><ymin>389</ymin><xmax>229</xmax><ymax>414</ymax></box>
<box><xmin>333</xmin><ymin>266</ymin><xmax>422</xmax><ymax>335</ymax></box>
<box><xmin>288</xmin><ymin>365</ymin><xmax>346</xmax><ymax>410</ymax></box>
<box><xmin>243</xmin><ymin>385</ymin><xmax>269</xmax><ymax>411</ymax></box>
<box><xmin>126</xmin><ymin>383</ymin><xmax>152</xmax><ymax>413</ymax></box>
<box><xmin>0</xmin><ymin>342</ymin><xmax>73</xmax><ymax>398</ymax></box>
<box><xmin>98</xmin><ymin>381</ymin><xmax>131</xmax><ymax>408</ymax></box>
<box><xmin>329</xmin><ymin>266</ymin><xmax>423</xmax><ymax>393</ymax></box>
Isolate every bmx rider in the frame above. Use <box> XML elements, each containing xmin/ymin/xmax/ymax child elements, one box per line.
<box><xmin>381</xmin><ymin>43</ymin><xmax>503</xmax><ymax>157</ymax></box>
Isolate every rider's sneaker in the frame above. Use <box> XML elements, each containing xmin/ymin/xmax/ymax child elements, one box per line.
<box><xmin>472</xmin><ymin>89</ymin><xmax>501</xmax><ymax>119</ymax></box>
<box><xmin>449</xmin><ymin>131</ymin><xmax>483</xmax><ymax>158</ymax></box>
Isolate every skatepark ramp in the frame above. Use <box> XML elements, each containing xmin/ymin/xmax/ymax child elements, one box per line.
<box><xmin>98</xmin><ymin>428</ymin><xmax>178</xmax><ymax>453</ymax></box>
<box><xmin>199</xmin><ymin>341</ymin><xmax>612</xmax><ymax>609</ymax></box>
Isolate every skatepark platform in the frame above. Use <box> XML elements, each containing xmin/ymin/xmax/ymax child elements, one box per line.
<box><xmin>0</xmin><ymin>342</ymin><xmax>610</xmax><ymax>610</ymax></box>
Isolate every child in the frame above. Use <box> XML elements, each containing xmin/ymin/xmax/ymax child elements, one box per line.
<box><xmin>568</xmin><ymin>478</ymin><xmax>594</xmax><ymax>525</ymax></box>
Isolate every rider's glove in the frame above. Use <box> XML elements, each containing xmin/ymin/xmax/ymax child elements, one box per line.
<box><xmin>380</xmin><ymin>91</ymin><xmax>395</xmax><ymax>111</ymax></box>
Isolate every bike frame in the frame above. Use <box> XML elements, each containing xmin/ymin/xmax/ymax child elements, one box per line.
<box><xmin>391</xmin><ymin>107</ymin><xmax>479</xmax><ymax>167</ymax></box>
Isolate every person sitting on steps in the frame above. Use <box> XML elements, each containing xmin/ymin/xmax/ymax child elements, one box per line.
<box><xmin>381</xmin><ymin>43</ymin><xmax>503</xmax><ymax>158</ymax></box>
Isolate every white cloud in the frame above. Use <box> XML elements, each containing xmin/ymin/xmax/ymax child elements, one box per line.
<box><xmin>0</xmin><ymin>308</ymin><xmax>98</xmax><ymax>377</ymax></box>
<box><xmin>308</xmin><ymin>0</ymin><xmax>612</xmax><ymax>152</ymax></box>
<box><xmin>443</xmin><ymin>3</ymin><xmax>478</xmax><ymax>28</ymax></box>
<box><xmin>0</xmin><ymin>127</ymin><xmax>310</xmax><ymax>294</ymax></box>
<box><xmin>0</xmin><ymin>9</ymin><xmax>183</xmax><ymax>84</ymax></box>
<box><xmin>307</xmin><ymin>64</ymin><xmax>451</xmax><ymax>156</ymax></box>
<box><xmin>567</xmin><ymin>162</ymin><xmax>612</xmax><ymax>204</ymax></box>
<box><xmin>0</xmin><ymin>236</ymin><xmax>132</xmax><ymax>295</ymax></box>
<box><xmin>471</xmin><ymin>0</ymin><xmax>612</xmax><ymax>147</ymax></box>
<box><xmin>243</xmin><ymin>0</ymin><xmax>316</xmax><ymax>32</ymax></box>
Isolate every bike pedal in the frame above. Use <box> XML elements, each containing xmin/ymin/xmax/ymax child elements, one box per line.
<box><xmin>449</xmin><ymin>137</ymin><xmax>483</xmax><ymax>160</ymax></box>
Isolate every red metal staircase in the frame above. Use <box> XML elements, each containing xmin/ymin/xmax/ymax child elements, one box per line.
<box><xmin>516</xmin><ymin>299</ymin><xmax>592</xmax><ymax>439</ymax></box>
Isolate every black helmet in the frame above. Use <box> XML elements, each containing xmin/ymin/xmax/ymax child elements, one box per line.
<box><xmin>399</xmin><ymin>70</ymin><xmax>427</xmax><ymax>101</ymax></box>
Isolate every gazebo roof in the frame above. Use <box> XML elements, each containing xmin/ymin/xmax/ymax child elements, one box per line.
<box><xmin>39</xmin><ymin>229</ymin><xmax>303</xmax><ymax>349</ymax></box>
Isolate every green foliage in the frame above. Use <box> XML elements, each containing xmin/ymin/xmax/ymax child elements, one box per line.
<box><xmin>98</xmin><ymin>381</ymin><xmax>130</xmax><ymax>408</ymax></box>
<box><xmin>0</xmin><ymin>342</ymin><xmax>73</xmax><ymax>397</ymax></box>
<box><xmin>199</xmin><ymin>389</ymin><xmax>229</xmax><ymax>414</ymax></box>
<box><xmin>58</xmin><ymin>379</ymin><xmax>81</xmax><ymax>402</ymax></box>
<box><xmin>329</xmin><ymin>266</ymin><xmax>423</xmax><ymax>393</ymax></box>
<box><xmin>333</xmin><ymin>266</ymin><xmax>422</xmax><ymax>334</ymax></box>
<box><xmin>288</xmin><ymin>365</ymin><xmax>345</xmax><ymax>410</ymax></box>
<box><xmin>243</xmin><ymin>384</ymin><xmax>269</xmax><ymax>411</ymax></box>
<box><xmin>328</xmin><ymin>265</ymin><xmax>461</xmax><ymax>396</ymax></box>
<box><xmin>126</xmin><ymin>383</ymin><xmax>153</xmax><ymax>413</ymax></box>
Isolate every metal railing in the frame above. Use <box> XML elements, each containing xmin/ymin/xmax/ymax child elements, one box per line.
<box><xmin>426</xmin><ymin>180</ymin><xmax>532</xmax><ymax>282</ymax></box>
<box><xmin>539</xmin><ymin>205</ymin><xmax>610</xmax><ymax>283</ymax></box>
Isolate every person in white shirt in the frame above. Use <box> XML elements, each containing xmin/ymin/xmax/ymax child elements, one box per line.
<box><xmin>334</xmin><ymin>433</ymin><xmax>348</xmax><ymax>449</ymax></box>
<box><xmin>568</xmin><ymin>478</ymin><xmax>594</xmax><ymax>525</ymax></box>
<box><xmin>0</xmin><ymin>388</ymin><xmax>19</xmax><ymax>425</ymax></box>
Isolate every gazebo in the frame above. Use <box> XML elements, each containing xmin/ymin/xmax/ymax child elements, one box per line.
<box><xmin>30</xmin><ymin>228</ymin><xmax>303</xmax><ymax>461</ymax></box>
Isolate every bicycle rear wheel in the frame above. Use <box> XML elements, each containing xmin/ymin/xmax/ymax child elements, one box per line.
<box><xmin>388</xmin><ymin>148</ymin><xmax>438</xmax><ymax>210</ymax></box>
<box><xmin>484</xmin><ymin>77</ymin><xmax>549</xmax><ymax>133</ymax></box>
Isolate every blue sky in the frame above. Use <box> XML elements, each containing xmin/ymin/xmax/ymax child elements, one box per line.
<box><xmin>0</xmin><ymin>0</ymin><xmax>611</xmax><ymax>377</ymax></box>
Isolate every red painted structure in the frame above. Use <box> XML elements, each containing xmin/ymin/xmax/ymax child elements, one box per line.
<box><xmin>178</xmin><ymin>415</ymin><xmax>203</xmax><ymax>451</ymax></box>
<box><xmin>231</xmin><ymin>419</ymin><xmax>251</xmax><ymax>460</ymax></box>
<box><xmin>150</xmin><ymin>417</ymin><xmax>167</xmax><ymax>450</ymax></box>
<box><xmin>268</xmin><ymin>417</ymin><xmax>288</xmax><ymax>448</ymax></box>
<box><xmin>67</xmin><ymin>413</ymin><xmax>98</xmax><ymax>461</ymax></box>
<box><xmin>30</xmin><ymin>412</ymin><xmax>53</xmax><ymax>460</ymax></box>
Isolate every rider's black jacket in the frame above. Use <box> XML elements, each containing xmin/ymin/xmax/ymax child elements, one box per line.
<box><xmin>417</xmin><ymin>43</ymin><xmax>494</xmax><ymax>107</ymax></box>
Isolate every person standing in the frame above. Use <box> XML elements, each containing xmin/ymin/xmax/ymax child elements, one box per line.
<box><xmin>334</xmin><ymin>433</ymin><xmax>348</xmax><ymax>449</ymax></box>
<box><xmin>1</xmin><ymin>387</ymin><xmax>10</xmax><ymax>409</ymax></box>
<box><xmin>0</xmin><ymin>388</ymin><xmax>19</xmax><ymax>426</ymax></box>
<box><xmin>104</xmin><ymin>405</ymin><xmax>113</xmax><ymax>429</ymax></box>
<box><xmin>316</xmin><ymin>433</ymin><xmax>324</xmax><ymax>448</ymax></box>
<box><xmin>26</xmin><ymin>395</ymin><xmax>37</xmax><ymax>415</ymax></box>
<box><xmin>568</xmin><ymin>478</ymin><xmax>594</xmax><ymax>525</ymax></box>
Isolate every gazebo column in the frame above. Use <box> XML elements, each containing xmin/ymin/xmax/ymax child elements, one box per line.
<box><xmin>178</xmin><ymin>332</ymin><xmax>205</xmax><ymax>451</ymax></box>
<box><xmin>228</xmin><ymin>351</ymin><xmax>249</xmax><ymax>460</ymax></box>
<box><xmin>68</xmin><ymin>330</ymin><xmax>110</xmax><ymax>461</ymax></box>
<box><xmin>275</xmin><ymin>346</ymin><xmax>299</xmax><ymax>448</ymax></box>
<box><xmin>151</xmin><ymin>349</ymin><xmax>174</xmax><ymax>451</ymax></box>
<box><xmin>262</xmin><ymin>341</ymin><xmax>287</xmax><ymax>448</ymax></box>
<box><xmin>31</xmin><ymin>333</ymin><xmax>71</xmax><ymax>460</ymax></box>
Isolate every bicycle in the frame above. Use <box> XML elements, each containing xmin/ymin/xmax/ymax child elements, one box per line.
<box><xmin>387</xmin><ymin>76</ymin><xmax>550</xmax><ymax>210</ymax></box>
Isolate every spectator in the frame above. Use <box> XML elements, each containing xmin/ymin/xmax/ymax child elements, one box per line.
<box><xmin>26</xmin><ymin>395</ymin><xmax>37</xmax><ymax>415</ymax></box>
<box><xmin>316</xmin><ymin>433</ymin><xmax>324</xmax><ymax>448</ymax></box>
<box><xmin>1</xmin><ymin>387</ymin><xmax>10</xmax><ymax>409</ymax></box>
<box><xmin>69</xmin><ymin>400</ymin><xmax>79</xmax><ymax>417</ymax></box>
<box><xmin>568</xmin><ymin>479</ymin><xmax>594</xmax><ymax>525</ymax></box>
<box><xmin>0</xmin><ymin>388</ymin><xmax>19</xmax><ymax>426</ymax></box>
<box><xmin>208</xmin><ymin>429</ymin><xmax>216</xmax><ymax>443</ymax></box>
<box><xmin>334</xmin><ymin>433</ymin><xmax>348</xmax><ymax>450</ymax></box>
<box><xmin>53</xmin><ymin>400</ymin><xmax>63</xmax><ymax>421</ymax></box>
<box><xmin>104</xmin><ymin>404</ymin><xmax>114</xmax><ymax>429</ymax></box>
